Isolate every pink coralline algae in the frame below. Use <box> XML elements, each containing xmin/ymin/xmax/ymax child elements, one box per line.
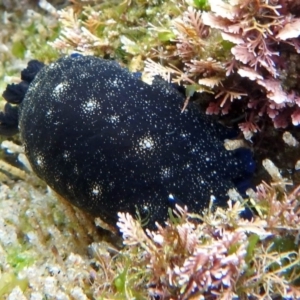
<box><xmin>201</xmin><ymin>0</ymin><xmax>300</xmax><ymax>136</ymax></box>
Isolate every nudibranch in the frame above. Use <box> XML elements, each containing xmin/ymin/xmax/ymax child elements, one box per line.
<box><xmin>0</xmin><ymin>55</ymin><xmax>254</xmax><ymax>228</ymax></box>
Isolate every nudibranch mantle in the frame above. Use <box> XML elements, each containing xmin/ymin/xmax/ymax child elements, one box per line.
<box><xmin>3</xmin><ymin>55</ymin><xmax>253</xmax><ymax>227</ymax></box>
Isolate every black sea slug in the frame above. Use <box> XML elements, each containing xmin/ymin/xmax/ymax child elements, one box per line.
<box><xmin>0</xmin><ymin>55</ymin><xmax>254</xmax><ymax>228</ymax></box>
